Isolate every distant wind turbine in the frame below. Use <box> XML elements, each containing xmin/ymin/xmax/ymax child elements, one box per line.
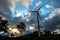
<box><xmin>29</xmin><ymin>3</ymin><xmax>44</xmax><ymax>36</ymax></box>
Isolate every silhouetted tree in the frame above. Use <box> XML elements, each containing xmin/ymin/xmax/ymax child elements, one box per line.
<box><xmin>17</xmin><ymin>22</ymin><xmax>26</xmax><ymax>31</ymax></box>
<box><xmin>0</xmin><ymin>16</ymin><xmax>8</xmax><ymax>32</ymax></box>
<box><xmin>45</xmin><ymin>31</ymin><xmax>52</xmax><ymax>35</ymax></box>
<box><xmin>33</xmin><ymin>31</ymin><xmax>38</xmax><ymax>36</ymax></box>
<box><xmin>2</xmin><ymin>20</ymin><xmax>8</xmax><ymax>27</ymax></box>
<box><xmin>0</xmin><ymin>17</ymin><xmax>4</xmax><ymax>31</ymax></box>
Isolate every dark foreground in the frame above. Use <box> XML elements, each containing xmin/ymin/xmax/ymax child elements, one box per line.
<box><xmin>1</xmin><ymin>35</ymin><xmax>60</xmax><ymax>40</ymax></box>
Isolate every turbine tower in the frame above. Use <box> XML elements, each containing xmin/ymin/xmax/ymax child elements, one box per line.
<box><xmin>29</xmin><ymin>3</ymin><xmax>44</xmax><ymax>36</ymax></box>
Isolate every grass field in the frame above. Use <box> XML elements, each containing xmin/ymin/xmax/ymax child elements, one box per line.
<box><xmin>1</xmin><ymin>35</ymin><xmax>60</xmax><ymax>40</ymax></box>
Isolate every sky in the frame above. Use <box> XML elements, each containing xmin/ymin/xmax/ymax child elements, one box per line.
<box><xmin>0</xmin><ymin>0</ymin><xmax>60</xmax><ymax>33</ymax></box>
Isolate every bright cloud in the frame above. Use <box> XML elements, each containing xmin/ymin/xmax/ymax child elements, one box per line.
<box><xmin>44</xmin><ymin>13</ymin><xmax>56</xmax><ymax>20</ymax></box>
<box><xmin>15</xmin><ymin>13</ymin><xmax>22</xmax><ymax>17</ymax></box>
<box><xmin>8</xmin><ymin>0</ymin><xmax>19</xmax><ymax>17</ymax></box>
<box><xmin>49</xmin><ymin>13</ymin><xmax>56</xmax><ymax>19</ymax></box>
<box><xmin>9</xmin><ymin>0</ymin><xmax>19</xmax><ymax>11</ymax></box>
<box><xmin>46</xmin><ymin>4</ymin><xmax>51</xmax><ymax>9</ymax></box>
<box><xmin>19</xmin><ymin>0</ymin><xmax>33</xmax><ymax>8</ymax></box>
<box><xmin>36</xmin><ymin>1</ymin><xmax>42</xmax><ymax>7</ymax></box>
<box><xmin>44</xmin><ymin>8</ymin><xmax>60</xmax><ymax>21</ymax></box>
<box><xmin>55</xmin><ymin>8</ymin><xmax>60</xmax><ymax>14</ymax></box>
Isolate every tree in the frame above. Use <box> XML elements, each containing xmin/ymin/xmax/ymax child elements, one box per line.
<box><xmin>0</xmin><ymin>16</ymin><xmax>8</xmax><ymax>32</ymax></box>
<box><xmin>17</xmin><ymin>22</ymin><xmax>26</xmax><ymax>31</ymax></box>
<box><xmin>17</xmin><ymin>22</ymin><xmax>26</xmax><ymax>36</ymax></box>
<box><xmin>0</xmin><ymin>17</ymin><xmax>4</xmax><ymax>31</ymax></box>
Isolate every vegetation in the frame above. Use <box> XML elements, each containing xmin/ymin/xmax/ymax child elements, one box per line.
<box><xmin>0</xmin><ymin>35</ymin><xmax>60</xmax><ymax>40</ymax></box>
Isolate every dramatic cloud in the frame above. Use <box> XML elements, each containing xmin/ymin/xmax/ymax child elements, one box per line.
<box><xmin>19</xmin><ymin>0</ymin><xmax>33</xmax><ymax>8</ymax></box>
<box><xmin>0</xmin><ymin>0</ymin><xmax>60</xmax><ymax>33</ymax></box>
<box><xmin>8</xmin><ymin>0</ymin><xmax>19</xmax><ymax>12</ymax></box>
<box><xmin>0</xmin><ymin>0</ymin><xmax>9</xmax><ymax>11</ymax></box>
<box><xmin>44</xmin><ymin>8</ymin><xmax>60</xmax><ymax>31</ymax></box>
<box><xmin>55</xmin><ymin>8</ymin><xmax>60</xmax><ymax>14</ymax></box>
<box><xmin>0</xmin><ymin>0</ymin><xmax>19</xmax><ymax>17</ymax></box>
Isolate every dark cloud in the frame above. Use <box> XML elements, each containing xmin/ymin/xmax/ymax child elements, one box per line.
<box><xmin>45</xmin><ymin>15</ymin><xmax>60</xmax><ymax>31</ymax></box>
<box><xmin>0</xmin><ymin>0</ymin><xmax>12</xmax><ymax>19</ymax></box>
<box><xmin>44</xmin><ymin>8</ymin><xmax>60</xmax><ymax>31</ymax></box>
<box><xmin>0</xmin><ymin>0</ymin><xmax>60</xmax><ymax>32</ymax></box>
<box><xmin>0</xmin><ymin>0</ymin><xmax>11</xmax><ymax>11</ymax></box>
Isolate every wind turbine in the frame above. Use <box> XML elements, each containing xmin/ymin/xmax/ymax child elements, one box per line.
<box><xmin>29</xmin><ymin>3</ymin><xmax>44</xmax><ymax>36</ymax></box>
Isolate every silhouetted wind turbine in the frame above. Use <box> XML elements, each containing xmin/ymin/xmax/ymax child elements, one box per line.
<box><xmin>29</xmin><ymin>3</ymin><xmax>44</xmax><ymax>36</ymax></box>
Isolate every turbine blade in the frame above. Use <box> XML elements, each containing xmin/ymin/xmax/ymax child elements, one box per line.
<box><xmin>28</xmin><ymin>11</ymin><xmax>36</xmax><ymax>12</ymax></box>
<box><xmin>35</xmin><ymin>3</ymin><xmax>45</xmax><ymax>11</ymax></box>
